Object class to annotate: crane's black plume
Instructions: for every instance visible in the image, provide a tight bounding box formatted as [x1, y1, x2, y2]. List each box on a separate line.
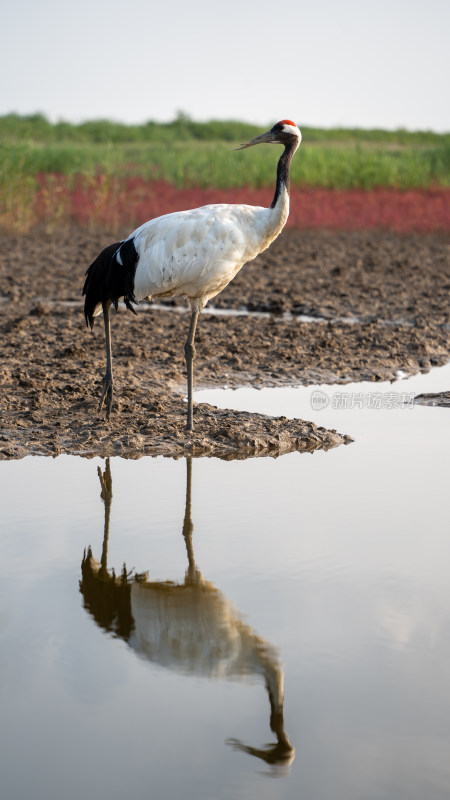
[82, 238, 140, 328]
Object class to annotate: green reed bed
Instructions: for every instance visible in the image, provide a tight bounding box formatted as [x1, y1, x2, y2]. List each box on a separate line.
[2, 138, 449, 188]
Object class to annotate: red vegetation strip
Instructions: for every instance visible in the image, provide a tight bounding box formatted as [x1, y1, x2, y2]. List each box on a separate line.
[36, 175, 450, 233]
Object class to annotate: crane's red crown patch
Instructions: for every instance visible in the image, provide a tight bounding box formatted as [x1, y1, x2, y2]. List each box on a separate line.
[279, 119, 296, 127]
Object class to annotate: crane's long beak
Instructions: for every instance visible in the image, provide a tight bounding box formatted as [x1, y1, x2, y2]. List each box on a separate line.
[233, 129, 276, 150]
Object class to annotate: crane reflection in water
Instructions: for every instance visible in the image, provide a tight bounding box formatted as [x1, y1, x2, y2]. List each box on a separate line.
[79, 457, 294, 774]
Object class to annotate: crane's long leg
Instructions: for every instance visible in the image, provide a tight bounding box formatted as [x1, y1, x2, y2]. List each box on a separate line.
[184, 309, 199, 432]
[98, 300, 114, 420]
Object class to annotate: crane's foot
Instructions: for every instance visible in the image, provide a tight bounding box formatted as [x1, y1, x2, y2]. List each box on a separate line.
[98, 372, 113, 420]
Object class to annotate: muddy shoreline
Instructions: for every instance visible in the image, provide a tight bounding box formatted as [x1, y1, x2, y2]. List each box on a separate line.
[1, 227, 449, 460]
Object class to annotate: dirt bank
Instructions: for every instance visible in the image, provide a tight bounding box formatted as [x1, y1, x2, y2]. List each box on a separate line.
[1, 227, 449, 459]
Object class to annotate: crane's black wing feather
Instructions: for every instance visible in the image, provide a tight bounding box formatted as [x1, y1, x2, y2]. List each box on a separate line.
[82, 238, 140, 328]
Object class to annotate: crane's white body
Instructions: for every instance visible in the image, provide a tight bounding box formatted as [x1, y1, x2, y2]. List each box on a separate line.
[129, 574, 284, 688]
[97, 187, 290, 320]
[130, 196, 289, 311]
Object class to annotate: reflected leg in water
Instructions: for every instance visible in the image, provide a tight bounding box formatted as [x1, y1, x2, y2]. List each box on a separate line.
[97, 458, 112, 580]
[80, 458, 134, 638]
[183, 456, 202, 584]
[80, 456, 294, 773]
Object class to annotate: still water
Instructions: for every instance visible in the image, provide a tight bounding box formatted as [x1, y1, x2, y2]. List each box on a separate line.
[1, 365, 450, 800]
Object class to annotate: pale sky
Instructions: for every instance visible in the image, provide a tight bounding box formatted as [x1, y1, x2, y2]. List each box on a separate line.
[2, 0, 449, 131]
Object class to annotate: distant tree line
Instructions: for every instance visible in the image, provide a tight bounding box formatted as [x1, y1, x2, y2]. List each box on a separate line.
[0, 111, 447, 146]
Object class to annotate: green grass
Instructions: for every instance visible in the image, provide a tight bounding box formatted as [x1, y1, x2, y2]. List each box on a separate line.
[1, 136, 449, 190]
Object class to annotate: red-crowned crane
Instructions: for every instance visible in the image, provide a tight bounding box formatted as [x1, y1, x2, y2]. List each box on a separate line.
[83, 120, 302, 430]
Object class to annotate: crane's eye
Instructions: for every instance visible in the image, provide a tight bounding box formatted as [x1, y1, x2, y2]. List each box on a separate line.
[271, 123, 283, 134]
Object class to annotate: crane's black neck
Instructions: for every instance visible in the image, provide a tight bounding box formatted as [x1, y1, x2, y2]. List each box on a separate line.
[271, 142, 296, 209]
